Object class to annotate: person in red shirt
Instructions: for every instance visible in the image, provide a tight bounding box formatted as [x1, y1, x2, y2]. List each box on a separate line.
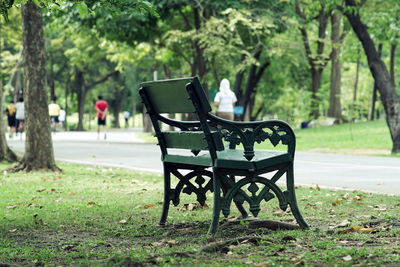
[95, 95, 108, 140]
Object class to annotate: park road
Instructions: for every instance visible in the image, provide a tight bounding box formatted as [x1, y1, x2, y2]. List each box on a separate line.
[7, 129, 400, 196]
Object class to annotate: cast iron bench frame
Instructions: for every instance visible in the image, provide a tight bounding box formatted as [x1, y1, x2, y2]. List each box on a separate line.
[139, 77, 308, 234]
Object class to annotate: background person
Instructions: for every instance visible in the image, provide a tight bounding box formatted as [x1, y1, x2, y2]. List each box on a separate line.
[48, 98, 61, 132]
[124, 110, 130, 128]
[15, 97, 24, 136]
[5, 100, 16, 138]
[58, 107, 66, 130]
[95, 95, 108, 140]
[214, 78, 237, 120]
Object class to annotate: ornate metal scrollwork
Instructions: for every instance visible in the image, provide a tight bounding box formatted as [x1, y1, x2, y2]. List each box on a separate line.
[208, 117, 295, 160]
[220, 174, 288, 218]
[171, 169, 213, 207]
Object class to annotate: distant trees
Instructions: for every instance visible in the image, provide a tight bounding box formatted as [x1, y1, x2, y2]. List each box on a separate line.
[0, 0, 399, 152]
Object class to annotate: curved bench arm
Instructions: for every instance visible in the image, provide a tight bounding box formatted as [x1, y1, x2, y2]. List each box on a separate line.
[207, 113, 296, 161]
[157, 115, 201, 131]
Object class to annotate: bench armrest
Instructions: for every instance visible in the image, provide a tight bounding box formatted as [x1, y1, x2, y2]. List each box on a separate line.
[207, 114, 296, 161]
[157, 115, 201, 131]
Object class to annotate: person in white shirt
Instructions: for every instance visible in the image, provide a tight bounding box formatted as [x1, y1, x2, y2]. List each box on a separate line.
[15, 97, 25, 135]
[58, 108, 66, 130]
[214, 78, 237, 120]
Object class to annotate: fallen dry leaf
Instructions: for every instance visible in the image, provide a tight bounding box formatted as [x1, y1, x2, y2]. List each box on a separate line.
[332, 199, 342, 206]
[87, 202, 96, 205]
[343, 255, 352, 261]
[6, 205, 17, 209]
[36, 188, 46, 193]
[339, 226, 374, 234]
[144, 204, 154, 209]
[337, 219, 351, 228]
[315, 184, 320, 191]
[68, 192, 76, 196]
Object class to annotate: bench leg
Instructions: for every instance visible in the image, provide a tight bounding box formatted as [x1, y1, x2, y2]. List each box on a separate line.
[160, 164, 171, 225]
[227, 175, 249, 219]
[208, 169, 222, 235]
[286, 164, 309, 229]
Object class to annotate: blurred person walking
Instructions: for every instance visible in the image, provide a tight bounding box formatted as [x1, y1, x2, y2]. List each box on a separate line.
[5, 100, 16, 138]
[49, 98, 61, 132]
[95, 95, 108, 140]
[58, 107, 66, 130]
[15, 97, 25, 137]
[214, 78, 237, 120]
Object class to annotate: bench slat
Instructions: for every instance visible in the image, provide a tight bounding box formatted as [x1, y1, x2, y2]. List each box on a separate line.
[163, 150, 292, 170]
[163, 131, 224, 151]
[140, 77, 211, 114]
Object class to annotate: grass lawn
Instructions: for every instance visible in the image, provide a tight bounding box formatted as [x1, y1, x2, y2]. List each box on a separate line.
[295, 120, 393, 155]
[0, 163, 399, 266]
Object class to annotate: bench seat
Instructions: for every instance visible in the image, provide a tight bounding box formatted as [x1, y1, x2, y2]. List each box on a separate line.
[163, 150, 292, 170]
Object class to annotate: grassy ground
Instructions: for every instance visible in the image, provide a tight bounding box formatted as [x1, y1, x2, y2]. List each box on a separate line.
[0, 163, 399, 266]
[295, 120, 393, 155]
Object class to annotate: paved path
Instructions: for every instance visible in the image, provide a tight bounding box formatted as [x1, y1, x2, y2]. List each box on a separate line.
[7, 129, 400, 195]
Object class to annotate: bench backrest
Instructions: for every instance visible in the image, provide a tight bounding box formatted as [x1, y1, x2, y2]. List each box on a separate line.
[140, 77, 211, 114]
[139, 77, 222, 155]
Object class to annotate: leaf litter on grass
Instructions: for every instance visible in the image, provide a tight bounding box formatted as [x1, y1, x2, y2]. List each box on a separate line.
[1, 163, 400, 266]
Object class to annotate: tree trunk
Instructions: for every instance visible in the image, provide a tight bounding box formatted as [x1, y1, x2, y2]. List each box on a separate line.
[0, 19, 18, 162]
[310, 68, 322, 119]
[64, 74, 71, 130]
[12, 1, 59, 171]
[390, 43, 396, 87]
[0, 80, 19, 162]
[328, 12, 343, 120]
[344, 0, 400, 153]
[48, 51, 55, 101]
[353, 48, 360, 103]
[76, 71, 86, 131]
[368, 83, 377, 120]
[112, 89, 123, 129]
[296, 2, 330, 119]
[15, 67, 22, 99]
[233, 54, 247, 106]
[368, 44, 382, 121]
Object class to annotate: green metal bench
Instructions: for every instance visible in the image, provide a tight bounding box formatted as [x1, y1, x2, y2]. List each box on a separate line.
[139, 77, 308, 234]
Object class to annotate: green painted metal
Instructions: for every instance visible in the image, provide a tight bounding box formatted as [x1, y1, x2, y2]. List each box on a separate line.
[139, 76, 308, 235]
[162, 131, 224, 151]
[140, 77, 211, 114]
[163, 131, 209, 150]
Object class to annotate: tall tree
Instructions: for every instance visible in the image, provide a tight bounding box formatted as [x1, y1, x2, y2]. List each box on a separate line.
[12, 0, 59, 171]
[295, 0, 331, 119]
[327, 11, 343, 120]
[344, 0, 400, 153]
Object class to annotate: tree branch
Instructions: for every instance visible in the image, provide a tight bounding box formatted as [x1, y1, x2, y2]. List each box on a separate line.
[84, 70, 118, 91]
